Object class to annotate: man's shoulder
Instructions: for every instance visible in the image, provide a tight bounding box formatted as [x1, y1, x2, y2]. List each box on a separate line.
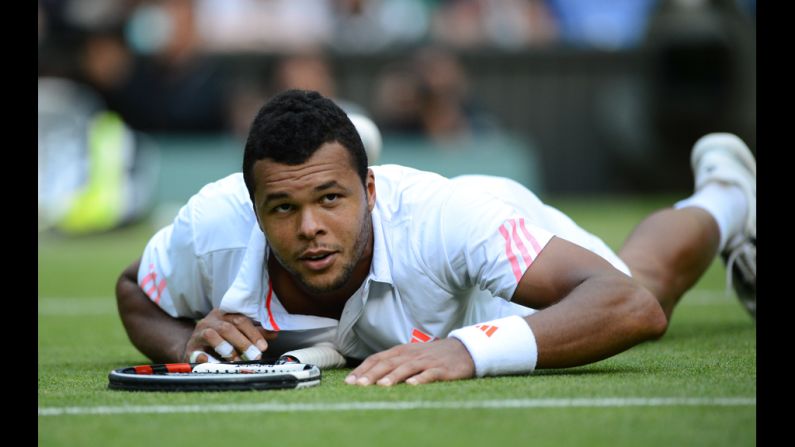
[176, 173, 257, 254]
[191, 173, 249, 201]
[372, 165, 516, 219]
[371, 165, 452, 212]
[371, 164, 446, 184]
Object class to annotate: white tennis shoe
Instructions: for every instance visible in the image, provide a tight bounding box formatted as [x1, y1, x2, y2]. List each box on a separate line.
[691, 133, 756, 319]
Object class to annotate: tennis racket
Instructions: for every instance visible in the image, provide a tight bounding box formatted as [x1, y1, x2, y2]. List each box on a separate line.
[107, 344, 346, 392]
[108, 361, 321, 392]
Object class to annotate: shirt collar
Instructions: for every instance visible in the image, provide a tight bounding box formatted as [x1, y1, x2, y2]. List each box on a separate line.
[367, 207, 393, 286]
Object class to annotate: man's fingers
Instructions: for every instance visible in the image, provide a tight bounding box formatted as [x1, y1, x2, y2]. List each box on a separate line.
[193, 312, 271, 361]
[226, 314, 270, 352]
[214, 341, 235, 359]
[345, 339, 476, 386]
[405, 368, 444, 386]
[258, 327, 280, 342]
[213, 321, 262, 360]
[189, 350, 208, 363]
[201, 328, 239, 360]
[346, 351, 411, 386]
[346, 352, 387, 384]
[375, 361, 425, 387]
[189, 350, 220, 363]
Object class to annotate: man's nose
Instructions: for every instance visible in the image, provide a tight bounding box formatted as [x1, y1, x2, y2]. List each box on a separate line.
[298, 208, 324, 239]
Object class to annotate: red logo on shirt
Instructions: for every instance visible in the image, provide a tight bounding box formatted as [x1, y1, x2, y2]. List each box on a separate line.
[475, 324, 499, 337]
[410, 328, 435, 343]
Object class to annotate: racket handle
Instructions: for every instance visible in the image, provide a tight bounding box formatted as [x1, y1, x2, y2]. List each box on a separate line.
[130, 363, 193, 374]
[278, 343, 346, 369]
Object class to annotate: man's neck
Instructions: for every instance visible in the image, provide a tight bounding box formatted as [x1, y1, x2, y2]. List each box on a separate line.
[267, 250, 371, 320]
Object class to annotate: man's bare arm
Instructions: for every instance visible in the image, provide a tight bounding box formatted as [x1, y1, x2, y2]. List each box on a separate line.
[116, 258, 275, 363]
[516, 237, 668, 368]
[346, 237, 668, 385]
[115, 258, 195, 363]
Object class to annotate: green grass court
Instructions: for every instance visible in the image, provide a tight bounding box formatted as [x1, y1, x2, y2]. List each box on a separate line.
[38, 195, 756, 446]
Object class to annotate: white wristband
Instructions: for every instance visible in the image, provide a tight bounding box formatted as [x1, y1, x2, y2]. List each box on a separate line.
[448, 315, 538, 377]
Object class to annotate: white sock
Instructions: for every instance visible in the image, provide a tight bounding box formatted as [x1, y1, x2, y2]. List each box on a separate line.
[674, 182, 747, 252]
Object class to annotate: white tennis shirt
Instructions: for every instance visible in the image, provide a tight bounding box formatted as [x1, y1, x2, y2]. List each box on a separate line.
[138, 164, 630, 359]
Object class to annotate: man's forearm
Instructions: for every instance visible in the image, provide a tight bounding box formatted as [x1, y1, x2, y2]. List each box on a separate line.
[115, 260, 195, 363]
[527, 274, 667, 369]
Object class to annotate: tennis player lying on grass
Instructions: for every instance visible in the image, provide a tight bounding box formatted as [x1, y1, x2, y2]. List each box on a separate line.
[116, 89, 755, 386]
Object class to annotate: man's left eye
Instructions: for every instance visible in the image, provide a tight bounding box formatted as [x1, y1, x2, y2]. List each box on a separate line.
[323, 194, 339, 203]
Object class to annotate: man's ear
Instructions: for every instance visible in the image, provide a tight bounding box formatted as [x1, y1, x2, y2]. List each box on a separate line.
[366, 169, 376, 212]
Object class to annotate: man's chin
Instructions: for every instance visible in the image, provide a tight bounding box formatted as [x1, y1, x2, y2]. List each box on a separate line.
[297, 274, 347, 295]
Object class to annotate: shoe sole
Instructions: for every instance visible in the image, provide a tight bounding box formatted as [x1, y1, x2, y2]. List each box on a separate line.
[691, 133, 756, 179]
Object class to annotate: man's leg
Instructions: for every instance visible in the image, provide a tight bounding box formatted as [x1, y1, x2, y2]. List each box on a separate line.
[618, 208, 720, 319]
[618, 133, 756, 321]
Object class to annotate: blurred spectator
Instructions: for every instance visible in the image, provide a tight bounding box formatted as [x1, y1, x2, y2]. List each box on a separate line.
[78, 30, 134, 96]
[40, 0, 228, 133]
[373, 46, 499, 142]
[429, 0, 484, 49]
[329, 0, 431, 53]
[192, 0, 557, 54]
[224, 71, 271, 141]
[644, 0, 756, 149]
[271, 52, 337, 99]
[194, 0, 334, 53]
[430, 0, 558, 49]
[545, 0, 659, 49]
[109, 0, 227, 132]
[268, 51, 374, 119]
[226, 51, 372, 139]
[372, 60, 425, 134]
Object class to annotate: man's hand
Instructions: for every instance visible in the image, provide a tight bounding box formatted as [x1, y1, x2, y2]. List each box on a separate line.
[345, 338, 475, 386]
[184, 309, 278, 362]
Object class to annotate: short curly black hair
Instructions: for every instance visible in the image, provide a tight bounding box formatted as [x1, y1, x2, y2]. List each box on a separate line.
[242, 89, 368, 202]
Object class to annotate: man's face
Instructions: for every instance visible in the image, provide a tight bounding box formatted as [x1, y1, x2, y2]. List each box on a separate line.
[252, 142, 376, 294]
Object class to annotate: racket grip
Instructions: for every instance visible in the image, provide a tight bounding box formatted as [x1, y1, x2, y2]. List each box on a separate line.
[278, 342, 346, 369]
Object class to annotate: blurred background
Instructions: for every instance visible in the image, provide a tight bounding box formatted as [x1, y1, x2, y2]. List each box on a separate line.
[37, 0, 756, 235]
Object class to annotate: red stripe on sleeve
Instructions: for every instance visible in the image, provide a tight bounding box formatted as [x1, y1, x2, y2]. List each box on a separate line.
[519, 218, 543, 255]
[152, 278, 167, 304]
[498, 224, 523, 283]
[140, 271, 156, 290]
[510, 219, 533, 267]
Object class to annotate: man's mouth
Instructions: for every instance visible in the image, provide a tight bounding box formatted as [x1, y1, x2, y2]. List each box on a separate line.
[298, 250, 337, 271]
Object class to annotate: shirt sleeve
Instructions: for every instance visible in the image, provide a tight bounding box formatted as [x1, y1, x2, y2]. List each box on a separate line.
[427, 183, 555, 300]
[137, 205, 213, 319]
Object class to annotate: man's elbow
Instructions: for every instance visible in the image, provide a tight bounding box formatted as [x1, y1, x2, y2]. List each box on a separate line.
[115, 260, 143, 317]
[625, 284, 668, 340]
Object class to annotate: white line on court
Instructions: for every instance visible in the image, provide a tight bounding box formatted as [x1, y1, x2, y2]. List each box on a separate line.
[38, 397, 755, 417]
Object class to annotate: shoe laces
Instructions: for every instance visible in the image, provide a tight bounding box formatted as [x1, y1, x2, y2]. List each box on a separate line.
[724, 239, 756, 295]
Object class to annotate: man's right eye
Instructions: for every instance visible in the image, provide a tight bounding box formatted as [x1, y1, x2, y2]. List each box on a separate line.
[272, 204, 293, 213]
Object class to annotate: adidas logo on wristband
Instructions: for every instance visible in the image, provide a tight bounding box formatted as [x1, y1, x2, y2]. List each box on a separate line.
[448, 315, 538, 377]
